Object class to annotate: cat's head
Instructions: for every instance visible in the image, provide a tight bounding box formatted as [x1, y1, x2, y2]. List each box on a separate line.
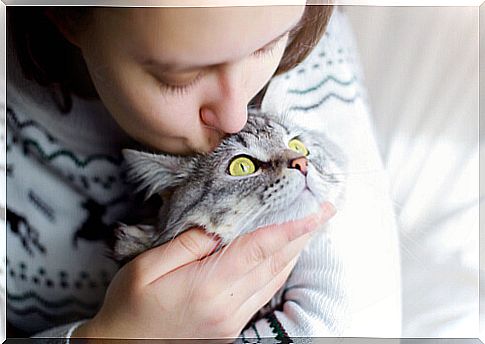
[122, 111, 346, 245]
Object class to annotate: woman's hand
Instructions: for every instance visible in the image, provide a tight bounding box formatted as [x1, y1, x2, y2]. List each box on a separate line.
[73, 202, 336, 341]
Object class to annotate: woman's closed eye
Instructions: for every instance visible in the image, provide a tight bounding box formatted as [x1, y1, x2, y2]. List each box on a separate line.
[251, 40, 279, 58]
[154, 32, 288, 96]
[155, 71, 204, 96]
[251, 32, 288, 58]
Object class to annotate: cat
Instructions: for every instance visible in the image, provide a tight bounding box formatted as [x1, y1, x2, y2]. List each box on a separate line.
[113, 110, 346, 262]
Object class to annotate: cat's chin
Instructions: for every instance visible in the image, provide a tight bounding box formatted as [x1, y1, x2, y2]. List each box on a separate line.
[251, 189, 324, 231]
[283, 189, 323, 221]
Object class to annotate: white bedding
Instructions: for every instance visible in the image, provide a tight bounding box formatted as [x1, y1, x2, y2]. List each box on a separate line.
[345, 6, 480, 338]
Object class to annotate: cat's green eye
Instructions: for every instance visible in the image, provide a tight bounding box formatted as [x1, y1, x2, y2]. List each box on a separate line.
[229, 156, 257, 176]
[288, 139, 309, 156]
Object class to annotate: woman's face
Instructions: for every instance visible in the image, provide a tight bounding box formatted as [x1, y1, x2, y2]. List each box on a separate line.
[72, 6, 305, 154]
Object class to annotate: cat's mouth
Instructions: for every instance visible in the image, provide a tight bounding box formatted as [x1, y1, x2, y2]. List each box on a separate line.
[301, 185, 317, 199]
[288, 180, 318, 206]
[272, 184, 321, 227]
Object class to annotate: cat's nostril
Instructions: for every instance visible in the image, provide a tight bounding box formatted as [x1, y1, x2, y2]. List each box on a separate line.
[289, 157, 308, 176]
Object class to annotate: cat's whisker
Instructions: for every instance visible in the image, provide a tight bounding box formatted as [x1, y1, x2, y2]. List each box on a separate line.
[152, 233, 191, 322]
[321, 175, 343, 184]
[397, 231, 435, 274]
[326, 168, 384, 176]
[181, 252, 210, 323]
[181, 236, 240, 313]
[155, 233, 180, 263]
[279, 107, 292, 125]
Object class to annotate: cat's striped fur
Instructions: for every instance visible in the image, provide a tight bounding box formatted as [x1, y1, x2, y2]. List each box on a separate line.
[114, 111, 346, 261]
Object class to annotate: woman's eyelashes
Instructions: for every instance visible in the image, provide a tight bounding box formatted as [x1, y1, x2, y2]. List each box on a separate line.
[251, 40, 279, 58]
[156, 72, 203, 96]
[251, 33, 287, 58]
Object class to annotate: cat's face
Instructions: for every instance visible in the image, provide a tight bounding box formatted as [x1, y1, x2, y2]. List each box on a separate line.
[123, 111, 345, 245]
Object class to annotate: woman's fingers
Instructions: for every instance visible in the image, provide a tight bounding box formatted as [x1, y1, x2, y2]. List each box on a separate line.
[129, 227, 220, 286]
[219, 232, 311, 311]
[202, 202, 335, 284]
[156, 202, 335, 307]
[232, 254, 300, 332]
[133, 202, 334, 297]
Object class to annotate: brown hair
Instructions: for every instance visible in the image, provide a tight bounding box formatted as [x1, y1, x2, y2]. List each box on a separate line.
[8, 5, 333, 113]
[277, 5, 333, 75]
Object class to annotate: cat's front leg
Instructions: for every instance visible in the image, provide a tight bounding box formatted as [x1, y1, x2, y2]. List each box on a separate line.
[113, 223, 160, 262]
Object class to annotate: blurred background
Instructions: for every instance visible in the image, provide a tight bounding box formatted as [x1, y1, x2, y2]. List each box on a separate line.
[344, 6, 480, 338]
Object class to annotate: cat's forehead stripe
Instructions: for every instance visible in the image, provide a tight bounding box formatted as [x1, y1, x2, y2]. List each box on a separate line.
[233, 134, 248, 148]
[245, 116, 289, 137]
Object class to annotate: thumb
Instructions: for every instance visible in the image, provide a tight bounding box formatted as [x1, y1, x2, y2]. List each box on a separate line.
[132, 227, 220, 286]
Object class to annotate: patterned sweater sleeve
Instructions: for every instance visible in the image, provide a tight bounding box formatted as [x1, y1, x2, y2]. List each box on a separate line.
[239, 232, 348, 342]
[6, 19, 130, 337]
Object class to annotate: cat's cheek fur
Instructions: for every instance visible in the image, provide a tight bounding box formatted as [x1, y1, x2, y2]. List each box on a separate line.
[207, 195, 267, 242]
[159, 193, 264, 244]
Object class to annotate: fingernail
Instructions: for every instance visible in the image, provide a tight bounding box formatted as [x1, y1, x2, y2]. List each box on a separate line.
[287, 203, 337, 241]
[303, 217, 320, 234]
[304, 203, 336, 233]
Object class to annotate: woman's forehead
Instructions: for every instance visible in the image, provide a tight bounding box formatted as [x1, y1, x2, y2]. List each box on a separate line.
[98, 6, 305, 70]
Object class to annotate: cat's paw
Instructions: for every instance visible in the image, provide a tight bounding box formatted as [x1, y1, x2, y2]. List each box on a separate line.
[112, 223, 159, 262]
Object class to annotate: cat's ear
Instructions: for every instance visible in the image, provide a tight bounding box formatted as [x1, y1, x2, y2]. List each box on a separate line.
[122, 149, 194, 199]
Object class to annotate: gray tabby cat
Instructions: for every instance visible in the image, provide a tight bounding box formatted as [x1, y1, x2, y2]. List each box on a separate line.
[114, 110, 346, 261]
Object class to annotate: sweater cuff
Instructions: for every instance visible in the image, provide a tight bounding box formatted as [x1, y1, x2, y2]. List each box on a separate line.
[66, 320, 88, 343]
[32, 319, 88, 344]
[239, 312, 291, 343]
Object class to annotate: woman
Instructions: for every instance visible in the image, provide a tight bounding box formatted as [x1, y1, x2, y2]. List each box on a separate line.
[6, 3, 401, 341]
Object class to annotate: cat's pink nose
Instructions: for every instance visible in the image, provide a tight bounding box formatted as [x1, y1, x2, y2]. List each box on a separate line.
[289, 157, 308, 176]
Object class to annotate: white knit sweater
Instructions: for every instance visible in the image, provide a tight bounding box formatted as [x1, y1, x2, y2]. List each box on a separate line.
[5, 10, 401, 342]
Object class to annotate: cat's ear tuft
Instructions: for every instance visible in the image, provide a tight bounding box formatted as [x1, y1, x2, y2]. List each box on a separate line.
[122, 149, 193, 199]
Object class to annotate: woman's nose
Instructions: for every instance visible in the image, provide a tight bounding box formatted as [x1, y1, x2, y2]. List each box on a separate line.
[199, 63, 249, 134]
[200, 106, 247, 134]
